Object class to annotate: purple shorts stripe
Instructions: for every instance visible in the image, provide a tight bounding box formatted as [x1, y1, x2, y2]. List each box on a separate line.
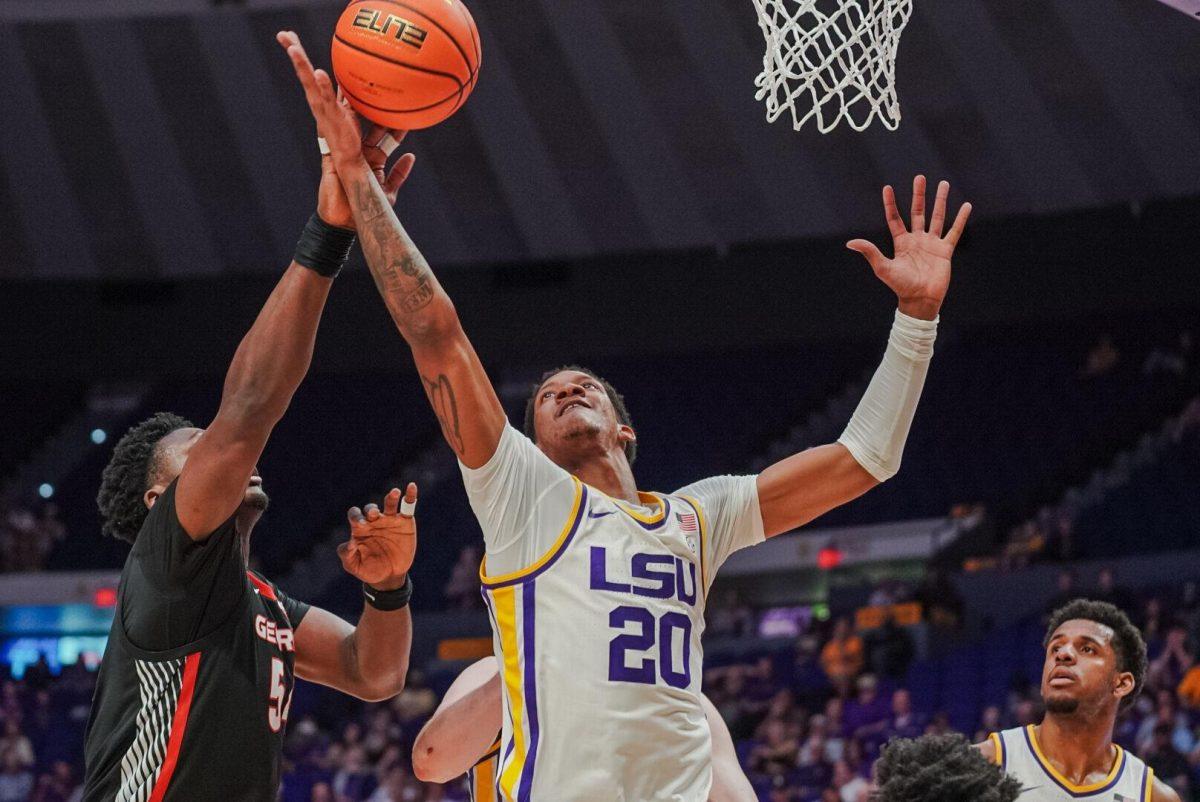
[516, 582, 539, 801]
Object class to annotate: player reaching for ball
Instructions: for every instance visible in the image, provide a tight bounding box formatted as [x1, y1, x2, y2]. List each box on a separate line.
[82, 116, 421, 802]
[280, 30, 971, 802]
[410, 657, 757, 802]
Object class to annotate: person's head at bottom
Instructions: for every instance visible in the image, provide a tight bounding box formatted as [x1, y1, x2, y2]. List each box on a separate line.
[873, 734, 1022, 802]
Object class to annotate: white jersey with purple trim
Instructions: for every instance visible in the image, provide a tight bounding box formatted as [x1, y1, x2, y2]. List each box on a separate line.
[461, 424, 764, 802]
[988, 726, 1155, 801]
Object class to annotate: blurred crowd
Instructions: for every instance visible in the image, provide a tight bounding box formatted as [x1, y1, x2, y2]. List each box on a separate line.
[0, 503, 66, 574]
[1, 574, 1199, 801]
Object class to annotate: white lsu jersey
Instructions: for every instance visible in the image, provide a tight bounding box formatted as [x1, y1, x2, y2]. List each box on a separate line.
[989, 726, 1156, 801]
[462, 425, 764, 802]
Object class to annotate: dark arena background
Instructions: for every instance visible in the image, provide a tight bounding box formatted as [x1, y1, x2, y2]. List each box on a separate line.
[1, 0, 1198, 800]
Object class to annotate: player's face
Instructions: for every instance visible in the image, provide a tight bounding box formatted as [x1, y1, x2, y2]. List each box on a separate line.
[147, 427, 269, 512]
[1041, 619, 1133, 716]
[531, 370, 634, 464]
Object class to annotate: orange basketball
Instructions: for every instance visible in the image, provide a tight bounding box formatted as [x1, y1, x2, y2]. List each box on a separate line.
[331, 0, 481, 130]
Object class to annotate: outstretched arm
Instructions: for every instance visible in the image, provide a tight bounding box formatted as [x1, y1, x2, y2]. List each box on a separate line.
[294, 486, 418, 702]
[277, 32, 506, 469]
[413, 657, 503, 783]
[756, 177, 971, 536]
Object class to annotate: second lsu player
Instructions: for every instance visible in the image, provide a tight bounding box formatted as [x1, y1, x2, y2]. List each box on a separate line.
[410, 657, 757, 802]
[279, 30, 972, 802]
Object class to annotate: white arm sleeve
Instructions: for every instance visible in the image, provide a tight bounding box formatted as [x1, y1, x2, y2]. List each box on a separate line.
[674, 475, 765, 578]
[458, 423, 579, 576]
[837, 309, 937, 482]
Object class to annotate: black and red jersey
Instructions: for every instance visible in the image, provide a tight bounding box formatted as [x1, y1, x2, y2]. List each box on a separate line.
[83, 480, 308, 801]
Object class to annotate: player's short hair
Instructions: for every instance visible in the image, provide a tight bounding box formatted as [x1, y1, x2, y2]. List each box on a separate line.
[874, 734, 1022, 802]
[524, 365, 637, 464]
[97, 412, 194, 543]
[1043, 598, 1147, 711]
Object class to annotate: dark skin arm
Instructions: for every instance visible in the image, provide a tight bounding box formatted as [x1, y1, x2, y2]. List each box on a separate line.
[277, 31, 506, 470]
[294, 485, 418, 702]
[175, 252, 332, 537]
[174, 106, 416, 540]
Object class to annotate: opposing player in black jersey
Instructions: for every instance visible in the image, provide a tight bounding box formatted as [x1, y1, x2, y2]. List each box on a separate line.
[83, 113, 420, 802]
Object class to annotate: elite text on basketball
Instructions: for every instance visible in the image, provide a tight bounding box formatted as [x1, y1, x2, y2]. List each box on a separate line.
[352, 9, 428, 50]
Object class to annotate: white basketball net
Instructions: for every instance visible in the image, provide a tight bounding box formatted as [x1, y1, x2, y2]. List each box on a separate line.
[752, 0, 913, 133]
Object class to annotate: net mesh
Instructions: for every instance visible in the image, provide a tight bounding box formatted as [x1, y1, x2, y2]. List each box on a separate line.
[752, 0, 913, 133]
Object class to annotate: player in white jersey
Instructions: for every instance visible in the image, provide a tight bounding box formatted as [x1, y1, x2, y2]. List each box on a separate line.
[977, 599, 1180, 802]
[281, 34, 971, 800]
[411, 657, 757, 802]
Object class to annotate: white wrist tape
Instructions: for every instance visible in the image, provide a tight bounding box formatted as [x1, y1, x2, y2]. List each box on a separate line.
[837, 310, 938, 482]
[317, 137, 331, 156]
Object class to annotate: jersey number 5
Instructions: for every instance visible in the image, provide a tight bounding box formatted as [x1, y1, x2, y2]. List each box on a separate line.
[268, 657, 293, 732]
[607, 605, 692, 688]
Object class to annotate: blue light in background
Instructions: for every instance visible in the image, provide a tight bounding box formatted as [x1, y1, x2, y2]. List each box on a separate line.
[91, 428, 107, 444]
[37, 483, 54, 499]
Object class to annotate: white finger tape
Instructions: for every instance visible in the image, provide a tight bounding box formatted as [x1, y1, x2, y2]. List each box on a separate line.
[399, 497, 417, 517]
[378, 133, 399, 157]
[317, 137, 331, 156]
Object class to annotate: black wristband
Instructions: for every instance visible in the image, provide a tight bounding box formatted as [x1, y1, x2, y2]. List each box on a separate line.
[294, 213, 356, 278]
[363, 574, 412, 611]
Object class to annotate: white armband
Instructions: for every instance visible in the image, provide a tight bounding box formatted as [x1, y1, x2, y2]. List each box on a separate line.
[837, 309, 937, 481]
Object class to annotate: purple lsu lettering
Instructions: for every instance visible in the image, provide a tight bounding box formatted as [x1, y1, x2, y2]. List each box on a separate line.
[588, 546, 698, 606]
[255, 614, 295, 653]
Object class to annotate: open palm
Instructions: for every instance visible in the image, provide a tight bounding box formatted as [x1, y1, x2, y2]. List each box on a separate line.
[847, 176, 972, 321]
[278, 30, 416, 230]
[338, 483, 418, 589]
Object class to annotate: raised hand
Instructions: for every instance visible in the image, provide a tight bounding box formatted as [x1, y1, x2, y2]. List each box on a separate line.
[277, 31, 415, 228]
[339, 484, 418, 590]
[847, 176, 972, 321]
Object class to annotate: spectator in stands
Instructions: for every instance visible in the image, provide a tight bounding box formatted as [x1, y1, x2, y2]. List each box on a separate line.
[0, 720, 33, 771]
[32, 760, 80, 802]
[786, 634, 826, 694]
[821, 618, 865, 693]
[868, 612, 914, 680]
[310, 781, 334, 802]
[888, 689, 926, 741]
[1143, 723, 1191, 799]
[1043, 569, 1076, 621]
[1136, 689, 1195, 757]
[832, 758, 870, 802]
[333, 744, 375, 800]
[748, 718, 799, 778]
[1148, 624, 1194, 691]
[1011, 698, 1039, 728]
[443, 545, 483, 610]
[0, 752, 33, 802]
[799, 715, 836, 767]
[1092, 566, 1134, 612]
[708, 590, 755, 638]
[845, 674, 890, 734]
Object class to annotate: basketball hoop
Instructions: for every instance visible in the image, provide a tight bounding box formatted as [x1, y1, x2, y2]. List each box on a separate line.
[752, 0, 912, 133]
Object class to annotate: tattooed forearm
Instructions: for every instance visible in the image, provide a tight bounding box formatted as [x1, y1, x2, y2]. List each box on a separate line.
[346, 172, 443, 331]
[422, 372, 464, 455]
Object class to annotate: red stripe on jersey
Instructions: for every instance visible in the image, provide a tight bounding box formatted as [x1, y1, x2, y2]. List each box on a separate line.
[247, 572, 278, 601]
[147, 652, 201, 802]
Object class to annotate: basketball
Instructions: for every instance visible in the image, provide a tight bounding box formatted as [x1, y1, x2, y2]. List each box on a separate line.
[331, 0, 481, 130]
